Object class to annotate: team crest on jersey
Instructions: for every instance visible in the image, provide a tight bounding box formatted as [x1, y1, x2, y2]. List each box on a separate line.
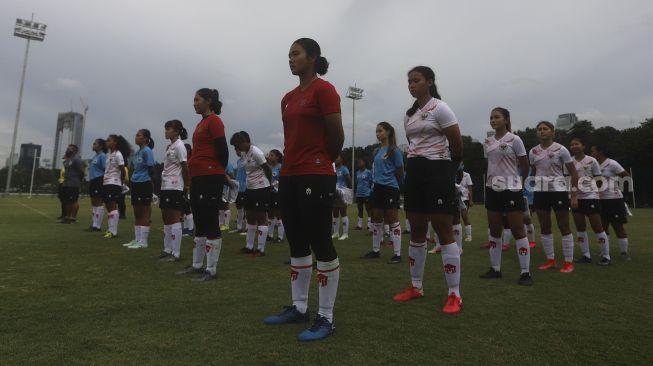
[518, 247, 528, 256]
[317, 273, 328, 287]
[299, 98, 307, 106]
[444, 264, 457, 274]
[500, 143, 507, 151]
[548, 153, 555, 159]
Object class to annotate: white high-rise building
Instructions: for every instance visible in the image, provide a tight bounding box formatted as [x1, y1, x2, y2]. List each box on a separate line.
[556, 113, 578, 130]
[52, 112, 85, 169]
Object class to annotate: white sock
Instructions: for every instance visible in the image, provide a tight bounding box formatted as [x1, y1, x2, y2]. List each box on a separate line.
[465, 224, 472, 237]
[268, 218, 277, 238]
[502, 228, 512, 246]
[192, 237, 207, 269]
[515, 237, 530, 274]
[372, 223, 383, 252]
[526, 224, 535, 242]
[453, 224, 463, 250]
[291, 255, 312, 314]
[409, 241, 427, 289]
[489, 236, 503, 271]
[618, 238, 629, 254]
[223, 210, 231, 227]
[171, 222, 182, 258]
[163, 225, 172, 254]
[341, 217, 349, 236]
[140, 226, 150, 246]
[332, 216, 340, 236]
[598, 231, 610, 259]
[367, 218, 373, 232]
[246, 224, 256, 250]
[357, 217, 363, 228]
[577, 231, 589, 258]
[91, 206, 98, 228]
[205, 238, 222, 275]
[317, 258, 340, 323]
[134, 226, 140, 242]
[384, 224, 390, 236]
[277, 220, 285, 240]
[184, 214, 194, 231]
[441, 243, 461, 297]
[257, 225, 269, 252]
[562, 233, 574, 262]
[487, 227, 491, 241]
[236, 209, 244, 230]
[108, 210, 119, 235]
[390, 222, 401, 256]
[405, 218, 411, 232]
[95, 206, 105, 229]
[218, 210, 224, 226]
[542, 233, 554, 260]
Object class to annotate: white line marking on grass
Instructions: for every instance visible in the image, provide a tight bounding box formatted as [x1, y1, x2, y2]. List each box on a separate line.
[11, 200, 51, 219]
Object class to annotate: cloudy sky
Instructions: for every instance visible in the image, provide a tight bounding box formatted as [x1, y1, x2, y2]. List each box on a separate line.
[1, 0, 652, 167]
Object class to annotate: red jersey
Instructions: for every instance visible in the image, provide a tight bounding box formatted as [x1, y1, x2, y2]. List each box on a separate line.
[188, 113, 226, 177]
[280, 78, 341, 176]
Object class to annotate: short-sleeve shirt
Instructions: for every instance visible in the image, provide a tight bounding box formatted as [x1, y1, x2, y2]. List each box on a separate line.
[484, 132, 527, 191]
[529, 142, 573, 192]
[459, 171, 473, 201]
[280, 78, 341, 176]
[356, 168, 373, 197]
[104, 151, 124, 186]
[131, 146, 155, 183]
[236, 157, 247, 193]
[161, 139, 187, 191]
[63, 156, 83, 188]
[188, 113, 226, 177]
[88, 153, 106, 181]
[373, 146, 404, 189]
[244, 145, 270, 190]
[566, 155, 601, 200]
[270, 163, 282, 191]
[336, 165, 350, 188]
[404, 98, 458, 160]
[599, 158, 625, 199]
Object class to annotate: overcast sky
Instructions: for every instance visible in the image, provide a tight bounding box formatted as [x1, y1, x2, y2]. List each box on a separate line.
[1, 0, 652, 167]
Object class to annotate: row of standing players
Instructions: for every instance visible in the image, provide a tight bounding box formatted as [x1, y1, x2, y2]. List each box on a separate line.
[60, 37, 632, 343]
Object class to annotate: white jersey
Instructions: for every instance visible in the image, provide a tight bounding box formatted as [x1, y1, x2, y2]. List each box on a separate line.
[459, 171, 473, 201]
[484, 132, 527, 191]
[161, 139, 187, 191]
[567, 155, 601, 200]
[103, 150, 124, 186]
[529, 142, 573, 192]
[599, 158, 625, 199]
[244, 145, 270, 190]
[404, 98, 458, 160]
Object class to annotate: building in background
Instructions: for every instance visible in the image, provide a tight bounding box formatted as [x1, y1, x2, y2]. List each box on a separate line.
[5, 153, 18, 168]
[556, 113, 578, 130]
[18, 143, 42, 168]
[52, 112, 85, 170]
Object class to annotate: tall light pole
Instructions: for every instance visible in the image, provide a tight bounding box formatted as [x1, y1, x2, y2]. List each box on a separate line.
[29, 148, 41, 199]
[5, 16, 47, 195]
[345, 85, 363, 189]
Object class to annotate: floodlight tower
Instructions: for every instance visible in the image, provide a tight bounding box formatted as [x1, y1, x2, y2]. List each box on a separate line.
[346, 85, 363, 189]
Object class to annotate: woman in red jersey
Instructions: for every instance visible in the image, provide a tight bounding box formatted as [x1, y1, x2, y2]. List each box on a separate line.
[176, 88, 229, 282]
[263, 38, 344, 342]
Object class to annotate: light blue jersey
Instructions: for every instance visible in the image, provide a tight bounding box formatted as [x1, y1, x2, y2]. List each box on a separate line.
[373, 146, 403, 189]
[88, 152, 106, 180]
[236, 158, 247, 193]
[131, 146, 155, 183]
[355, 168, 373, 197]
[336, 165, 350, 188]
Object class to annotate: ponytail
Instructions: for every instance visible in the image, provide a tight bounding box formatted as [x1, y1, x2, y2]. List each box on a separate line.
[165, 119, 188, 140]
[377, 121, 397, 156]
[109, 134, 132, 159]
[293, 38, 330, 75]
[196, 88, 223, 115]
[406, 66, 441, 117]
[139, 129, 154, 149]
[492, 107, 512, 132]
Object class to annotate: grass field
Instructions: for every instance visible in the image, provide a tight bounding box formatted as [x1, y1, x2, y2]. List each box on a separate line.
[1, 196, 652, 365]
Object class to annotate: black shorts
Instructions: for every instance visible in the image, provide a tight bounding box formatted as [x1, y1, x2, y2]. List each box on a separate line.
[600, 198, 628, 224]
[371, 184, 400, 210]
[190, 174, 225, 238]
[356, 196, 370, 205]
[57, 185, 64, 200]
[572, 199, 601, 215]
[103, 184, 122, 204]
[60, 186, 80, 203]
[89, 177, 104, 198]
[235, 191, 247, 208]
[130, 181, 153, 206]
[270, 190, 280, 209]
[464, 200, 470, 208]
[485, 187, 526, 213]
[404, 157, 456, 214]
[245, 187, 271, 212]
[533, 191, 570, 211]
[159, 190, 185, 210]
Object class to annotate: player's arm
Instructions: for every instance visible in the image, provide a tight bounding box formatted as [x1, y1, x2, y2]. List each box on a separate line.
[181, 161, 190, 193]
[324, 113, 344, 162]
[443, 124, 463, 165]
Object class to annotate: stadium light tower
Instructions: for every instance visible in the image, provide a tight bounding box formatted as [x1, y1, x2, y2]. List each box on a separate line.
[5, 16, 47, 195]
[346, 85, 363, 189]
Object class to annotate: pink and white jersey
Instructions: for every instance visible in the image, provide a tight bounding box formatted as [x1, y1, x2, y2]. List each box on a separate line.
[599, 158, 625, 199]
[459, 171, 473, 201]
[161, 139, 187, 191]
[404, 98, 458, 160]
[529, 142, 573, 192]
[566, 155, 601, 200]
[103, 150, 124, 186]
[244, 145, 270, 190]
[484, 132, 526, 191]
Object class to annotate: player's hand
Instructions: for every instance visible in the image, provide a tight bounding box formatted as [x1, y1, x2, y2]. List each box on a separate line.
[570, 196, 578, 209]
